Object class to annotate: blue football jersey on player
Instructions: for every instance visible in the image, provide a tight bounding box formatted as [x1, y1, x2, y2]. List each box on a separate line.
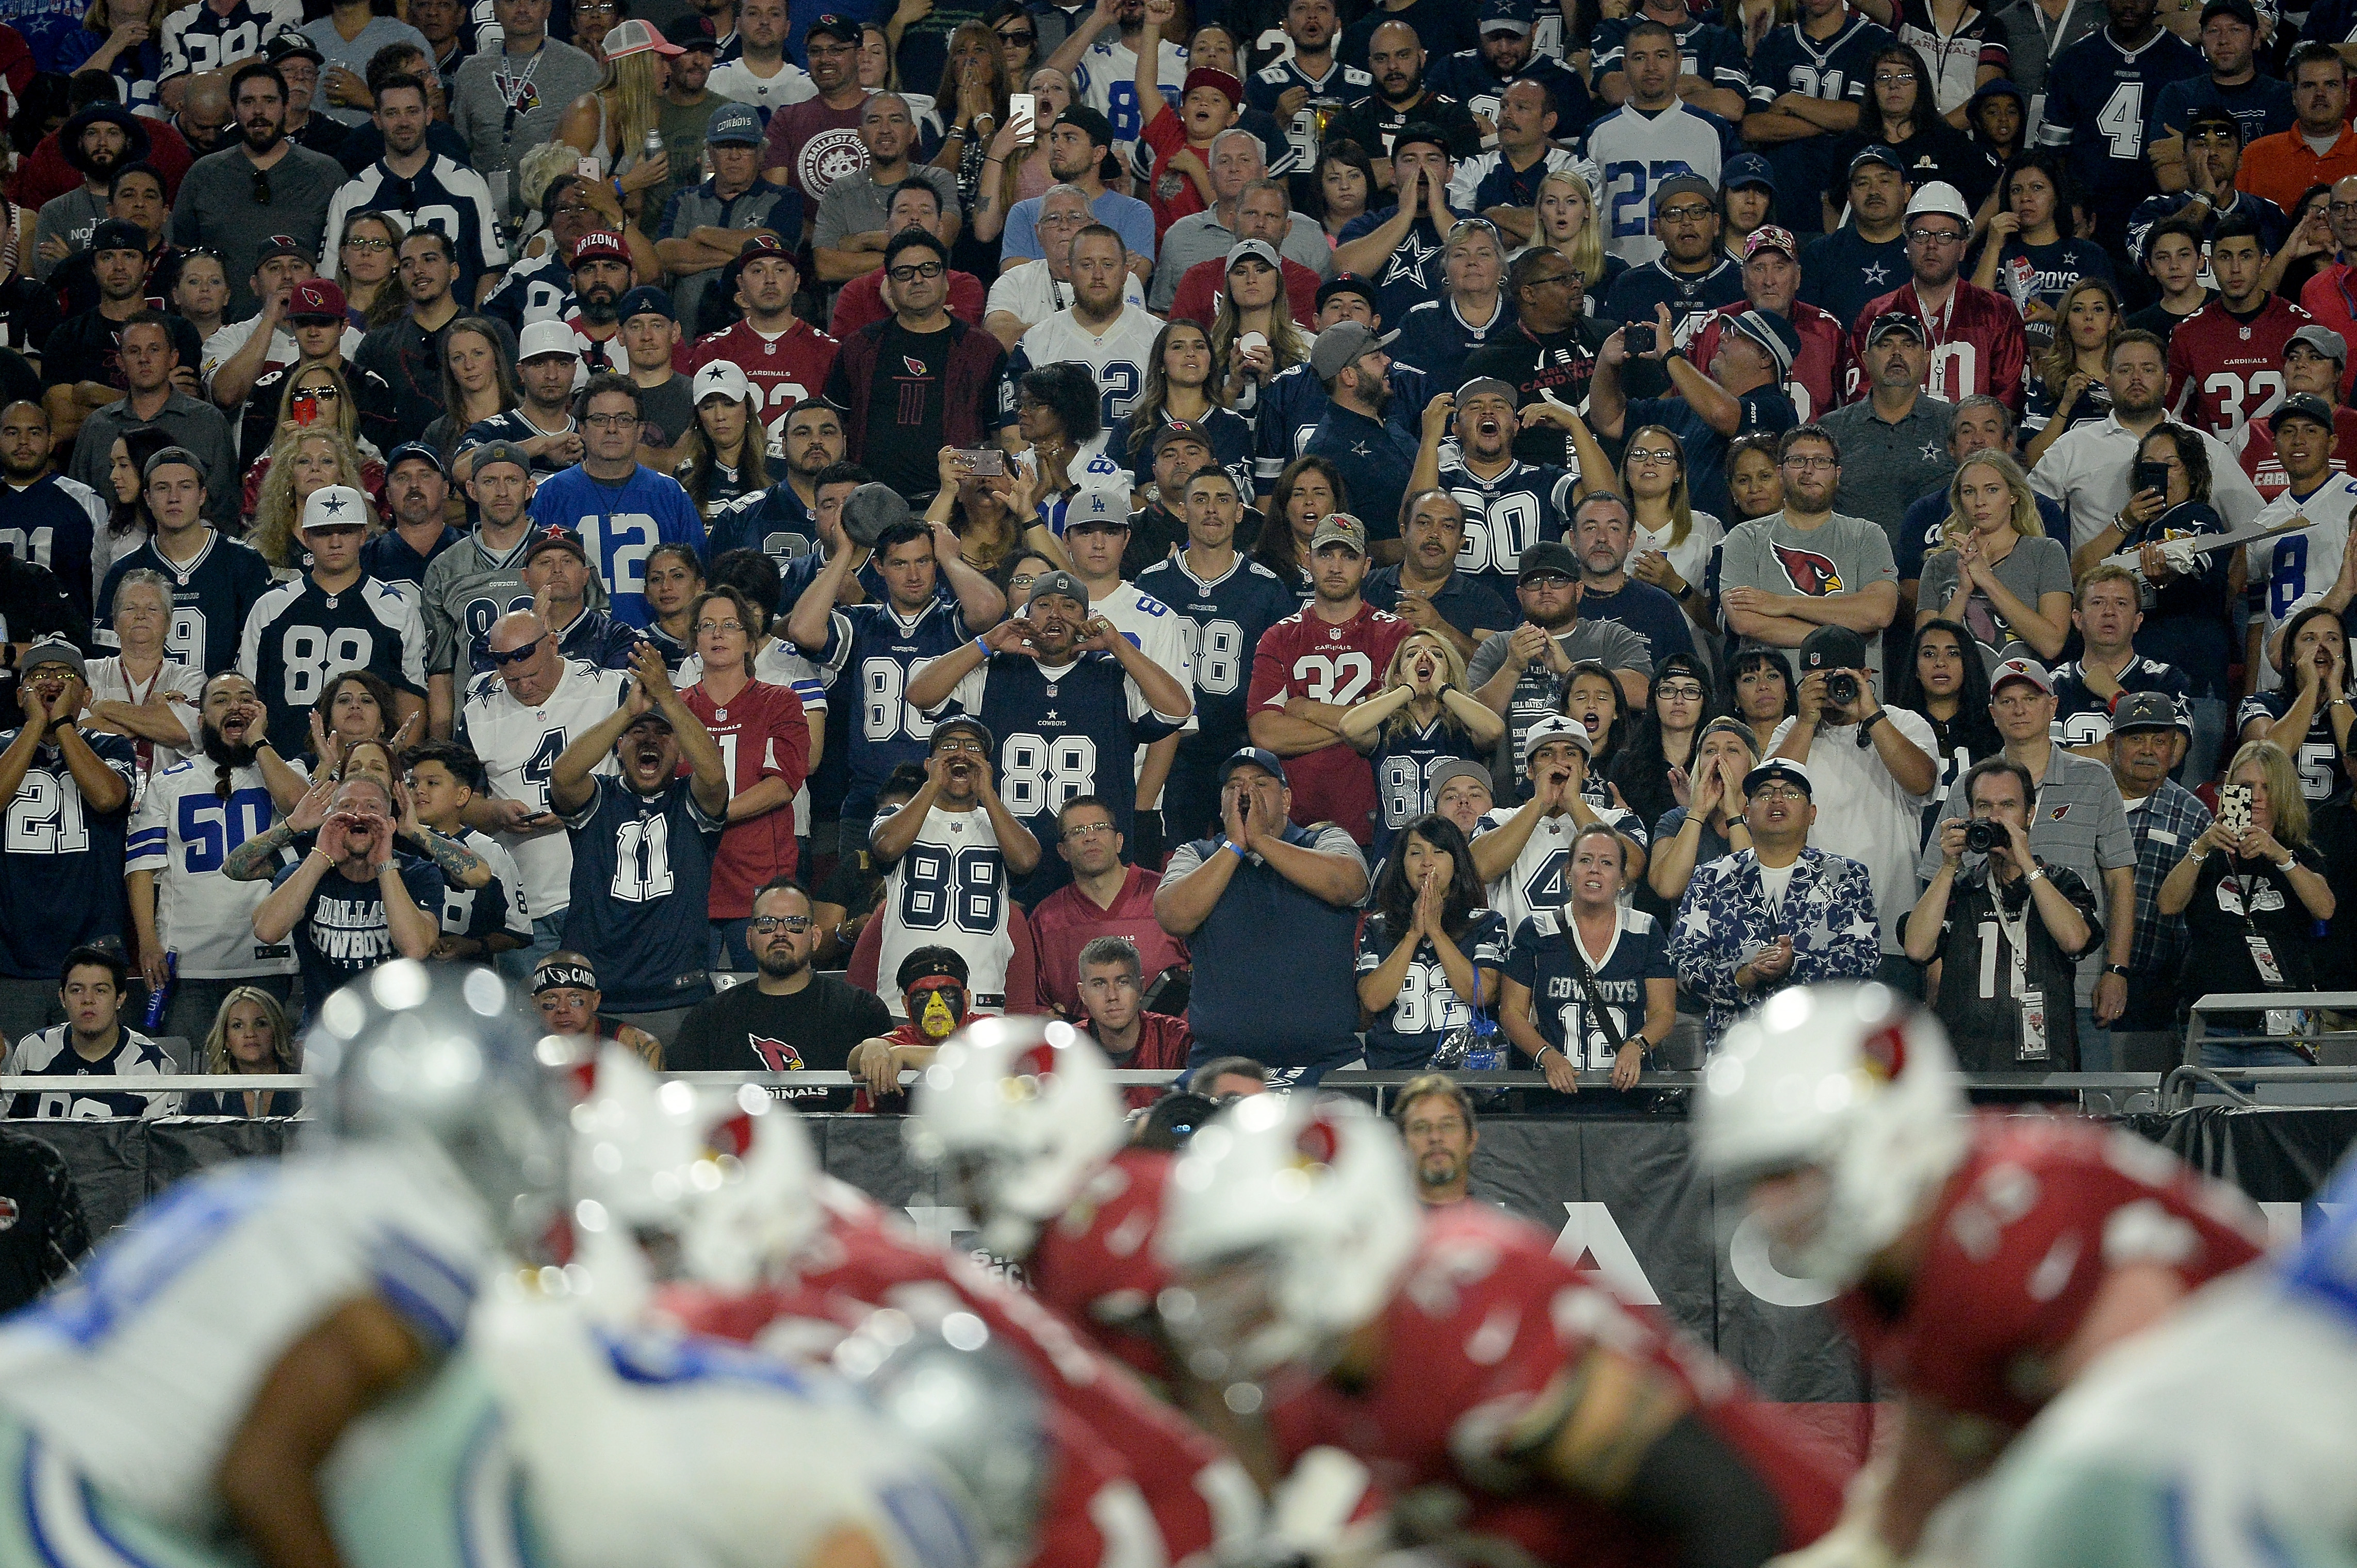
[96, 531, 276, 674]
[527, 465, 708, 629]
[237, 574, 429, 756]
[1368, 715, 1490, 863]
[811, 598, 977, 818]
[559, 775, 726, 1011]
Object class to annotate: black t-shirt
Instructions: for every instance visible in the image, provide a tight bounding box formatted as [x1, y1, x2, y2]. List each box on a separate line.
[2126, 296, 2209, 343]
[666, 972, 894, 1108]
[867, 320, 953, 498]
[1904, 861, 2103, 1070]
[0, 275, 63, 363]
[0, 349, 37, 413]
[37, 308, 204, 393]
[2180, 847, 2327, 1030]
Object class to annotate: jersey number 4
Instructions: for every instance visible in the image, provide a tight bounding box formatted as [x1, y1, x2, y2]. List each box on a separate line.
[2096, 81, 2146, 158]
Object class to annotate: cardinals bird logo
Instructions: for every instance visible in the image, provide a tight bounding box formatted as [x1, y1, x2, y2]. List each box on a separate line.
[1773, 543, 1845, 596]
[902, 356, 928, 375]
[748, 1037, 806, 1071]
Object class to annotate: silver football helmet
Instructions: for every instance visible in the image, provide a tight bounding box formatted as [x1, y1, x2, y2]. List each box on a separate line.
[307, 962, 569, 1251]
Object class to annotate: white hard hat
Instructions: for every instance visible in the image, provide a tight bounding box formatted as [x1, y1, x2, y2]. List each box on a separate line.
[1904, 180, 1971, 228]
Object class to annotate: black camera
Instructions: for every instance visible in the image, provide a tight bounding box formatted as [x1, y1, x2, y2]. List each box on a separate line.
[1824, 672, 1859, 708]
[1625, 322, 1656, 356]
[1964, 819, 2004, 854]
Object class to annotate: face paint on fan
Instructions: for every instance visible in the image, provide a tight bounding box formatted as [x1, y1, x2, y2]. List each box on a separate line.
[908, 978, 968, 1041]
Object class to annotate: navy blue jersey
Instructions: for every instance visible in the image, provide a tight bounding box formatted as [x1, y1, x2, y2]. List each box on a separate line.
[1426, 51, 1591, 133]
[552, 605, 646, 670]
[1368, 714, 1488, 863]
[0, 476, 108, 624]
[1745, 14, 1890, 234]
[526, 465, 708, 629]
[2145, 70, 2295, 154]
[478, 255, 573, 336]
[1332, 210, 1453, 335]
[706, 482, 820, 567]
[0, 729, 137, 981]
[1601, 256, 1745, 347]
[270, 852, 446, 1013]
[2035, 26, 2204, 241]
[323, 155, 508, 305]
[359, 524, 462, 593]
[460, 410, 578, 477]
[812, 597, 978, 817]
[1592, 15, 1750, 93]
[1103, 405, 1255, 498]
[1354, 906, 1508, 1069]
[1304, 404, 1421, 547]
[4, 1026, 177, 1119]
[236, 573, 429, 756]
[2053, 655, 2191, 750]
[2236, 688, 2352, 803]
[96, 532, 276, 675]
[643, 622, 693, 670]
[1135, 552, 1300, 758]
[559, 774, 727, 1010]
[1504, 905, 1674, 1069]
[1249, 360, 1429, 493]
[1577, 580, 1697, 668]
[1388, 297, 1523, 400]
[1796, 225, 1912, 327]
[941, 650, 1188, 903]
[1437, 458, 1579, 605]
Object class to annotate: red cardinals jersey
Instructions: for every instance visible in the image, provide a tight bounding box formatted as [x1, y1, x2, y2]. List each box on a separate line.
[1264, 1205, 1848, 1568]
[664, 1179, 1258, 1564]
[685, 318, 842, 444]
[2234, 402, 2357, 499]
[2166, 295, 2312, 435]
[1027, 1148, 1186, 1386]
[1843, 280, 2028, 413]
[1835, 1115, 2265, 1432]
[680, 679, 811, 912]
[1246, 602, 1410, 845]
[1693, 299, 1847, 424]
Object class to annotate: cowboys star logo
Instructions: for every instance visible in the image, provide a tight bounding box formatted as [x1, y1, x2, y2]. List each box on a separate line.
[1861, 261, 1890, 287]
[1772, 542, 1844, 595]
[748, 1037, 806, 1071]
[1380, 230, 1439, 288]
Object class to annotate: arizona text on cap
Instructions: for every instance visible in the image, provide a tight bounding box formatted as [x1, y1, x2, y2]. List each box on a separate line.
[300, 485, 369, 531]
[1989, 655, 2054, 695]
[517, 320, 581, 361]
[1218, 745, 1288, 785]
[570, 229, 631, 266]
[1743, 757, 1813, 797]
[693, 360, 752, 404]
[1308, 513, 1368, 554]
[1024, 570, 1090, 615]
[1519, 713, 1594, 770]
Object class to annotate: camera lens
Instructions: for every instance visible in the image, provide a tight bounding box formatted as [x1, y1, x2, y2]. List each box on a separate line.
[1826, 673, 1859, 706]
[1964, 820, 2001, 853]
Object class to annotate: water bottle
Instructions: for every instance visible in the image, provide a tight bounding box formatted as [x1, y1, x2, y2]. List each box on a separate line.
[643, 127, 666, 165]
[142, 949, 177, 1032]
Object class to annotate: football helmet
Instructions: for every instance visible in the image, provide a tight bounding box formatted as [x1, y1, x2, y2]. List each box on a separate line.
[904, 1016, 1127, 1258]
[1692, 982, 1970, 1285]
[1156, 1094, 1420, 1384]
[308, 961, 567, 1251]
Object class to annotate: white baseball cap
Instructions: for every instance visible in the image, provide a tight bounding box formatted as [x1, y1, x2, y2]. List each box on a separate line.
[1903, 181, 1970, 228]
[517, 319, 582, 362]
[300, 484, 370, 532]
[694, 359, 752, 404]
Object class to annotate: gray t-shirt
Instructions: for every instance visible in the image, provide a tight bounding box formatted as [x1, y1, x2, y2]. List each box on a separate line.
[1714, 510, 1901, 684]
[31, 188, 104, 284]
[1466, 617, 1655, 798]
[813, 167, 963, 250]
[1917, 533, 2074, 674]
[1820, 394, 1957, 543]
[1150, 209, 1335, 312]
[168, 144, 352, 320]
[1916, 745, 2134, 1006]
[451, 41, 604, 223]
[636, 372, 694, 450]
[301, 15, 431, 125]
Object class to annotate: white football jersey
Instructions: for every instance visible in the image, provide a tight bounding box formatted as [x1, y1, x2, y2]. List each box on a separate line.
[0, 1145, 494, 1531]
[871, 802, 1017, 1018]
[984, 261, 1147, 333]
[2247, 475, 2357, 693]
[1474, 802, 1650, 934]
[1582, 104, 1732, 266]
[456, 660, 631, 919]
[437, 828, 533, 945]
[125, 758, 298, 981]
[1008, 304, 1166, 430]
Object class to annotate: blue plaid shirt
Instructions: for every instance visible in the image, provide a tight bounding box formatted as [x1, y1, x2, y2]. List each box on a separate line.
[2122, 780, 2213, 977]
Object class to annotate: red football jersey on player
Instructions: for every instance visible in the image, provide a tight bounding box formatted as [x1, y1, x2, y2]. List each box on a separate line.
[684, 317, 842, 442]
[1263, 1204, 1849, 1568]
[680, 679, 811, 910]
[2166, 295, 2312, 435]
[665, 1263, 1147, 1568]
[1843, 280, 2028, 413]
[663, 1179, 1255, 1564]
[2234, 403, 2357, 499]
[1246, 601, 1410, 845]
[1027, 1148, 1187, 1385]
[1692, 298, 1847, 424]
[1834, 1115, 2265, 1431]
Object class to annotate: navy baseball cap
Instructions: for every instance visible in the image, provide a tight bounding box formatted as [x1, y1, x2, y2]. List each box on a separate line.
[386, 441, 446, 475]
[1218, 746, 1287, 785]
[618, 285, 675, 322]
[1722, 152, 1775, 193]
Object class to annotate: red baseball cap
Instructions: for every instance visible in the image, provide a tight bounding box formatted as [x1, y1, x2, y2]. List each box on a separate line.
[288, 277, 347, 321]
[571, 229, 630, 266]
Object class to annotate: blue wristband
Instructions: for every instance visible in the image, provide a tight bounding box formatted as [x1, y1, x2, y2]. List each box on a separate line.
[1225, 839, 1246, 860]
[973, 636, 989, 659]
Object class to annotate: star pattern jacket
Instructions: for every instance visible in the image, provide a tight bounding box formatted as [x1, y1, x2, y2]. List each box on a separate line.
[1666, 846, 1884, 1049]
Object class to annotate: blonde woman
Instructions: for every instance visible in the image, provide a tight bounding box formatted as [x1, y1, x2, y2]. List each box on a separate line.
[420, 317, 520, 461]
[1214, 242, 1313, 416]
[974, 65, 1075, 242]
[249, 426, 373, 569]
[1917, 449, 2074, 669]
[2022, 276, 2119, 463]
[1531, 164, 1625, 304]
[555, 21, 677, 220]
[335, 210, 409, 330]
[185, 987, 302, 1117]
[1340, 627, 1508, 860]
[1618, 424, 1725, 639]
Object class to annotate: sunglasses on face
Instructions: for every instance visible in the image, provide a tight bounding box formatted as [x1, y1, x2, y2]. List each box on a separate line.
[748, 914, 813, 934]
[487, 639, 546, 666]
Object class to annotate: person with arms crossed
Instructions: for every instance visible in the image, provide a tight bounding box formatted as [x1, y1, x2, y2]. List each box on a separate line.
[4, 946, 179, 1119]
[1740, 0, 1886, 236]
[2035, 0, 2203, 249]
[2100, 690, 2211, 1068]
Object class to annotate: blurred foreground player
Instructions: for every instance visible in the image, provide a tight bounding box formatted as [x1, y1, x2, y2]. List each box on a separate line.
[1692, 983, 2265, 1563]
[1157, 1094, 1851, 1568]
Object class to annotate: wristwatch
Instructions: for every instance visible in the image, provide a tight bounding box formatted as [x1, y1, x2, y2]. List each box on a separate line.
[2105, 964, 2131, 977]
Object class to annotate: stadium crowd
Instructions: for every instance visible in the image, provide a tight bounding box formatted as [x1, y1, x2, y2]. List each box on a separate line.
[3, 0, 2357, 1110]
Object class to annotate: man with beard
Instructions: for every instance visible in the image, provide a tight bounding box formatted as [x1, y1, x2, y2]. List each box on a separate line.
[549, 638, 731, 1038]
[1844, 182, 2027, 413]
[1460, 250, 1623, 471]
[252, 771, 442, 1011]
[1796, 148, 1911, 328]
[703, 0, 815, 119]
[1428, 0, 1588, 136]
[1467, 550, 1652, 800]
[353, 229, 465, 449]
[1245, 0, 1371, 179]
[666, 878, 891, 1102]
[829, 183, 988, 339]
[557, 228, 634, 367]
[450, 0, 601, 233]
[820, 233, 1010, 500]
[47, 163, 173, 325]
[0, 403, 108, 627]
[38, 221, 204, 449]
[1601, 174, 1744, 344]
[528, 375, 708, 628]
[479, 176, 641, 333]
[64, 316, 240, 530]
[684, 237, 841, 449]
[814, 95, 959, 285]
[708, 397, 843, 562]
[1334, 127, 1463, 330]
[158, 0, 303, 111]
[94, 445, 272, 674]
[363, 442, 463, 598]
[0, 642, 138, 1049]
[658, 104, 800, 336]
[1716, 424, 1899, 685]
[758, 13, 868, 220]
[1004, 107, 1158, 278]
[456, 321, 584, 482]
[168, 61, 348, 320]
[1330, 22, 1480, 181]
[523, 523, 656, 669]
[1407, 377, 1578, 606]
[1001, 225, 1162, 450]
[989, 186, 1151, 346]
[648, 18, 727, 221]
[907, 566, 1194, 903]
[30, 105, 147, 285]
[124, 671, 297, 1039]
[1302, 323, 1417, 563]
[1691, 226, 1846, 423]
[1393, 1075, 1479, 1204]
[1246, 514, 1410, 843]
[324, 74, 506, 309]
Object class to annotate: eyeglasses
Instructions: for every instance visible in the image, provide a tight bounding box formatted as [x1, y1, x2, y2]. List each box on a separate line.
[486, 638, 545, 666]
[1657, 203, 1713, 222]
[1063, 822, 1116, 840]
[1626, 446, 1678, 466]
[1753, 783, 1807, 801]
[343, 235, 391, 253]
[934, 736, 988, 754]
[582, 412, 639, 429]
[1657, 682, 1706, 701]
[252, 168, 271, 205]
[1007, 572, 1038, 589]
[1906, 226, 1965, 244]
[1782, 454, 1838, 470]
[889, 260, 945, 281]
[694, 618, 745, 635]
[2331, 201, 2357, 215]
[748, 914, 813, 934]
[996, 26, 1035, 42]
[1523, 270, 1576, 290]
[1521, 571, 1575, 588]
